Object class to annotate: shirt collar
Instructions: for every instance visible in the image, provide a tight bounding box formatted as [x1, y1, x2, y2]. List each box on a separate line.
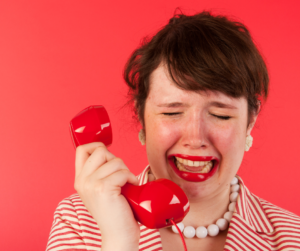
[234, 175, 274, 233]
[138, 165, 274, 233]
[137, 165, 151, 185]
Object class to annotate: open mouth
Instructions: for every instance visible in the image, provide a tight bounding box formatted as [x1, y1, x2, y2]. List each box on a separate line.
[174, 157, 215, 173]
[168, 154, 219, 182]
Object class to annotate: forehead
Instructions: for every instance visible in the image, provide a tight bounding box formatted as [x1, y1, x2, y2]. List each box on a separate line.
[147, 64, 245, 107]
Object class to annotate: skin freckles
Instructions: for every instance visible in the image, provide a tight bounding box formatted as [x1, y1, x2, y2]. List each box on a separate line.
[143, 64, 258, 220]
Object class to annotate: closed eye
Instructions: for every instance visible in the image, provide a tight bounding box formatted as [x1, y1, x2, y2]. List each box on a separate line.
[211, 114, 231, 120]
[163, 113, 181, 116]
[163, 113, 231, 120]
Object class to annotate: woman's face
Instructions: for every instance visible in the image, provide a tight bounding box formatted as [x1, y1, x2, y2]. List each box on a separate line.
[143, 64, 257, 201]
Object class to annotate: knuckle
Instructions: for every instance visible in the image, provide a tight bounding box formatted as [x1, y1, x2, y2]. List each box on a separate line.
[113, 157, 125, 167]
[94, 180, 110, 194]
[79, 178, 94, 195]
[74, 178, 82, 192]
[96, 142, 105, 147]
[83, 180, 93, 192]
[121, 168, 130, 174]
[114, 157, 123, 163]
[76, 142, 106, 155]
[74, 182, 80, 192]
[75, 145, 84, 154]
[74, 176, 109, 198]
[117, 168, 131, 179]
[94, 145, 107, 154]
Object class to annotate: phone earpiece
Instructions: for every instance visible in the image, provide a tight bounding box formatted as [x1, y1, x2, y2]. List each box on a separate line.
[70, 105, 190, 229]
[69, 105, 112, 149]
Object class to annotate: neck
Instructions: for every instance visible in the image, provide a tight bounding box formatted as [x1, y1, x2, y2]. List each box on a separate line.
[182, 186, 231, 227]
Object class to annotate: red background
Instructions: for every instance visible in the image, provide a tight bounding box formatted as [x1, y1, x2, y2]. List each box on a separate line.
[0, 0, 299, 250]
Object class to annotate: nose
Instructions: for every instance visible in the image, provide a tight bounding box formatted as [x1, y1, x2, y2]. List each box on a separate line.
[181, 112, 208, 149]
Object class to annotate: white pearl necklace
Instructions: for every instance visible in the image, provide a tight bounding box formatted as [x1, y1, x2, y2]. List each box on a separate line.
[172, 177, 240, 238]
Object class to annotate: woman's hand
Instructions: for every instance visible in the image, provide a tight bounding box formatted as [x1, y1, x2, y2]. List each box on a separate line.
[74, 142, 140, 251]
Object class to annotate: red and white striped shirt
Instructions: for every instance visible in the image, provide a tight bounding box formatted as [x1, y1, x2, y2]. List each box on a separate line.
[46, 165, 300, 251]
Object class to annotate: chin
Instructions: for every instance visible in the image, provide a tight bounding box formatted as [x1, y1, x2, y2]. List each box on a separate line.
[168, 170, 217, 200]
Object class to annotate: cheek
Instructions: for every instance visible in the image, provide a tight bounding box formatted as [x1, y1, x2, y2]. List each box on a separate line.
[145, 120, 181, 178]
[147, 119, 181, 149]
[212, 129, 239, 152]
[208, 122, 246, 176]
[208, 121, 245, 153]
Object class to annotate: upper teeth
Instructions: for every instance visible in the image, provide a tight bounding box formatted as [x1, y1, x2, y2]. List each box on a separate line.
[175, 157, 212, 167]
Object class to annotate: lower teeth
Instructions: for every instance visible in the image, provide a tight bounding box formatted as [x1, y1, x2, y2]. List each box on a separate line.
[175, 159, 213, 173]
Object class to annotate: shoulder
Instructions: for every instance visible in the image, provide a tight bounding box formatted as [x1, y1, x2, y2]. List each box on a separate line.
[226, 178, 300, 250]
[237, 176, 300, 228]
[47, 194, 101, 251]
[256, 195, 300, 249]
[54, 193, 100, 230]
[258, 196, 300, 228]
[247, 187, 300, 247]
[55, 193, 86, 218]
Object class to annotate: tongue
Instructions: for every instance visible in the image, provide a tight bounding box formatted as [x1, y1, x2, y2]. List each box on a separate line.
[182, 164, 206, 173]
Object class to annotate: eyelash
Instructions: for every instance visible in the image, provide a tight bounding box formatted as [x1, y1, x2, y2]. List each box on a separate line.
[163, 113, 181, 116]
[213, 115, 231, 120]
[163, 113, 231, 120]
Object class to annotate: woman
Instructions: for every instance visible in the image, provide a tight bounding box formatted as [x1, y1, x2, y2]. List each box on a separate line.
[46, 11, 300, 251]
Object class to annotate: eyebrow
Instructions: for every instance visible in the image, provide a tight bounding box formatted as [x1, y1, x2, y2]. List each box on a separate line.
[156, 102, 189, 108]
[156, 101, 237, 109]
[208, 101, 237, 109]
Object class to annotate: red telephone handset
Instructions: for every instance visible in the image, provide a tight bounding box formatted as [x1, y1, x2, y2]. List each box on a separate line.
[69, 105, 190, 230]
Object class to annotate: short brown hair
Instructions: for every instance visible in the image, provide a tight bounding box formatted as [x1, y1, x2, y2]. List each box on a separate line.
[123, 11, 269, 128]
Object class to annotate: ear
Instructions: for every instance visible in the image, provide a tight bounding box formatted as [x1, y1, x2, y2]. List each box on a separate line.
[246, 102, 260, 135]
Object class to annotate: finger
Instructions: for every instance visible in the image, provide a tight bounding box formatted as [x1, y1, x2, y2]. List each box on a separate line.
[79, 146, 117, 178]
[98, 169, 139, 192]
[87, 157, 129, 181]
[75, 142, 115, 178]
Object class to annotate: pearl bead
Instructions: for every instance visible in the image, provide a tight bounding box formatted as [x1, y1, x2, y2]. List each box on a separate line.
[196, 226, 207, 238]
[224, 211, 233, 222]
[229, 202, 236, 212]
[231, 184, 240, 193]
[183, 226, 196, 238]
[231, 177, 238, 185]
[230, 191, 239, 202]
[207, 224, 219, 236]
[172, 222, 184, 233]
[216, 218, 228, 231]
[171, 176, 239, 239]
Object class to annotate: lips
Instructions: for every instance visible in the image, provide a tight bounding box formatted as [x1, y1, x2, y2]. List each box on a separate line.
[168, 154, 219, 182]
